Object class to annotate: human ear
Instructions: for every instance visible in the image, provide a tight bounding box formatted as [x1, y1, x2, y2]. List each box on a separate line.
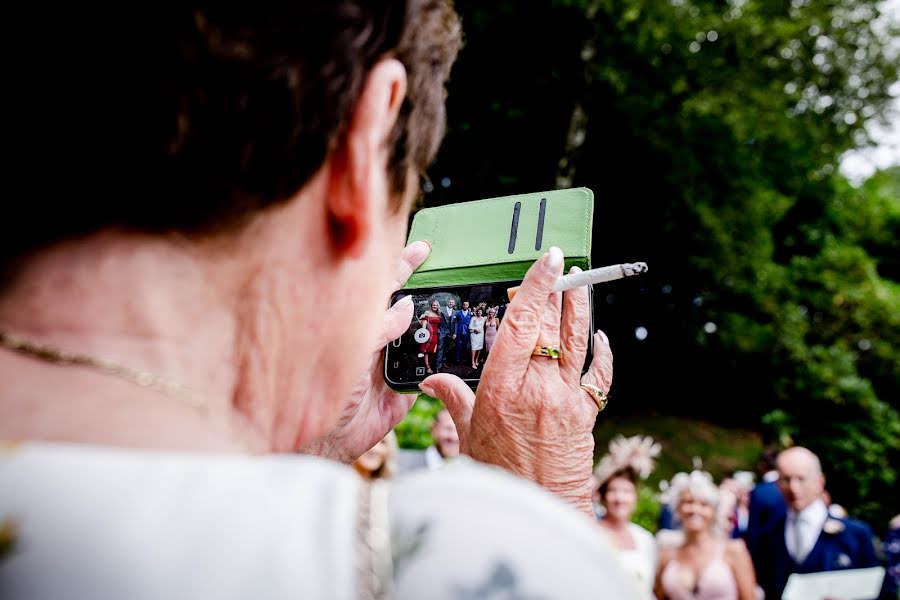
[325, 58, 407, 256]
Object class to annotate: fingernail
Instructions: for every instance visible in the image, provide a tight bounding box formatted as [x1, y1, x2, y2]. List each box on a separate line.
[569, 265, 582, 274]
[418, 382, 436, 397]
[547, 246, 564, 271]
[596, 329, 609, 345]
[397, 295, 413, 307]
[414, 240, 432, 252]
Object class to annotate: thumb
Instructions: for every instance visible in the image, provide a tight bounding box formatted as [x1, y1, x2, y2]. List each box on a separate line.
[377, 295, 414, 350]
[420, 374, 475, 453]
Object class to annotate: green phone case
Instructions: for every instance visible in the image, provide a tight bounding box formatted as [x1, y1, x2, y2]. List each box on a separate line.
[391, 188, 595, 395]
[405, 187, 594, 288]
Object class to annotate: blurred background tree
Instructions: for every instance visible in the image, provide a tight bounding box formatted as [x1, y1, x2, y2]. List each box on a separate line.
[398, 0, 899, 528]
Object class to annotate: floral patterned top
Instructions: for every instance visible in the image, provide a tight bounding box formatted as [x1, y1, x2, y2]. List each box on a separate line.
[1, 443, 638, 599]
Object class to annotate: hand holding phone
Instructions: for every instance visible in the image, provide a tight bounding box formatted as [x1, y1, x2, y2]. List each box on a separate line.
[418, 249, 613, 516]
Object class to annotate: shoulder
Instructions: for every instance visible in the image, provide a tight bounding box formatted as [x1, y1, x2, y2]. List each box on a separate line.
[656, 528, 685, 553]
[627, 522, 656, 546]
[750, 481, 779, 501]
[656, 544, 677, 570]
[1, 443, 365, 598]
[390, 458, 639, 599]
[828, 516, 874, 543]
[725, 537, 751, 560]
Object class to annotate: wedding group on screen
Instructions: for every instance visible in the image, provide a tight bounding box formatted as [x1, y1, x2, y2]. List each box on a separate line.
[416, 297, 505, 374]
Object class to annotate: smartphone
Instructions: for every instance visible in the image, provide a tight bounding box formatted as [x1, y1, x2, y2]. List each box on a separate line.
[383, 280, 594, 392]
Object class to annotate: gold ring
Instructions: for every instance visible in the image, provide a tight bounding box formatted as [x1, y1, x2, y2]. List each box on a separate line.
[532, 345, 562, 359]
[580, 383, 608, 412]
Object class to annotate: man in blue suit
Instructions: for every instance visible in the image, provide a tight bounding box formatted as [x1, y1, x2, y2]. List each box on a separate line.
[755, 446, 877, 600]
[435, 298, 456, 371]
[746, 448, 787, 569]
[453, 300, 471, 365]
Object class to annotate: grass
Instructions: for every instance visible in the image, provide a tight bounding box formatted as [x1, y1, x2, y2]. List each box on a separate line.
[593, 414, 764, 493]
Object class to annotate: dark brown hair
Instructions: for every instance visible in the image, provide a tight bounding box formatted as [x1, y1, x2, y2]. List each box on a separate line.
[4, 2, 461, 268]
[598, 467, 638, 499]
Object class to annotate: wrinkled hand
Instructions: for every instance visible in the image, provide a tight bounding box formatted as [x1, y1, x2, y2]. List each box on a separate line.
[299, 241, 430, 463]
[420, 247, 613, 516]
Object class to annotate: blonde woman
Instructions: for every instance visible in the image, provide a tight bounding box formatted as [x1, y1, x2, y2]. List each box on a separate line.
[655, 471, 757, 600]
[483, 307, 500, 354]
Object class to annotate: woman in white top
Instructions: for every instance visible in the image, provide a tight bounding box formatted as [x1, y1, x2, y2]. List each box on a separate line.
[594, 435, 661, 599]
[0, 3, 630, 599]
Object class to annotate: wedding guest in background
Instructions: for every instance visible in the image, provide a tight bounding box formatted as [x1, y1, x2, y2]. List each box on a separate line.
[396, 409, 460, 473]
[746, 447, 786, 567]
[352, 431, 398, 481]
[754, 446, 877, 600]
[881, 514, 900, 600]
[655, 470, 758, 600]
[594, 435, 661, 600]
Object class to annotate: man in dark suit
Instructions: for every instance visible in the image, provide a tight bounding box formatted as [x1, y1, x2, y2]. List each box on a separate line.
[453, 300, 471, 365]
[746, 448, 787, 567]
[435, 298, 456, 371]
[755, 446, 878, 600]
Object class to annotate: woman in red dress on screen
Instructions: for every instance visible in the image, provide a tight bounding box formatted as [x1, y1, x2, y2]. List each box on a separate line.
[419, 300, 441, 374]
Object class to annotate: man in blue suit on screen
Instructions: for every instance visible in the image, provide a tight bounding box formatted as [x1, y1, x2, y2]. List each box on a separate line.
[453, 300, 471, 365]
[435, 298, 456, 371]
[755, 446, 877, 600]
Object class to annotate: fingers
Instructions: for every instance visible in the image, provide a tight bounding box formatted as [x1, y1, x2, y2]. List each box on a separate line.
[581, 330, 613, 394]
[377, 295, 413, 348]
[488, 247, 565, 381]
[390, 240, 431, 292]
[539, 289, 563, 346]
[419, 373, 475, 451]
[559, 266, 591, 382]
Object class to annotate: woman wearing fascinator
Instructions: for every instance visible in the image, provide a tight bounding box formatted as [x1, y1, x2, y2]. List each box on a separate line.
[594, 435, 661, 600]
[654, 470, 758, 600]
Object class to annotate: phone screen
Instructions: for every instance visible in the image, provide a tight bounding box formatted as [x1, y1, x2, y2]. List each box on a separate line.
[383, 280, 593, 391]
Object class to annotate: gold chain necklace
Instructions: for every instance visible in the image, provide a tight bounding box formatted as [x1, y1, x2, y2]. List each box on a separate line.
[0, 331, 206, 411]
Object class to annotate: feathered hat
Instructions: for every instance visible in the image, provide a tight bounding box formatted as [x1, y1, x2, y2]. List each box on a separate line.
[594, 434, 661, 487]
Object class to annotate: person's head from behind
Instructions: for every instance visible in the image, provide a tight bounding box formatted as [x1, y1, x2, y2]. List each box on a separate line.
[731, 471, 754, 507]
[671, 470, 719, 535]
[352, 430, 398, 480]
[431, 409, 459, 458]
[3, 3, 462, 451]
[597, 468, 638, 523]
[776, 446, 825, 513]
[758, 447, 780, 476]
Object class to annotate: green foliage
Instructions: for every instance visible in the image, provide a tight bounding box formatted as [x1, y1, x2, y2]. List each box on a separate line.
[632, 485, 662, 533]
[595, 415, 764, 490]
[395, 395, 442, 449]
[421, 0, 899, 526]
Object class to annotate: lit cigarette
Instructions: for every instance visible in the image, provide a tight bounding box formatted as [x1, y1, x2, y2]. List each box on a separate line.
[507, 262, 648, 300]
